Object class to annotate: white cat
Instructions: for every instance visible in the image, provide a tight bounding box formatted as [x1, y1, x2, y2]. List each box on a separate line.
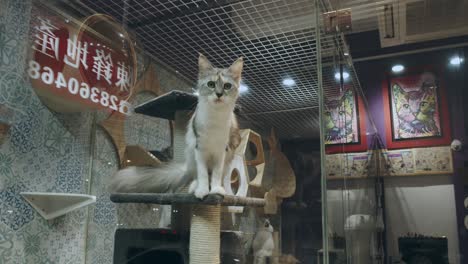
[109, 54, 242, 199]
[252, 219, 275, 264]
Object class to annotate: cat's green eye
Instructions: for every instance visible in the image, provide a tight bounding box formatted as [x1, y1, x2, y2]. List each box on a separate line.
[207, 81, 215, 88]
[326, 112, 331, 116]
[339, 111, 345, 115]
[403, 104, 410, 109]
[420, 101, 428, 107]
[223, 83, 232, 90]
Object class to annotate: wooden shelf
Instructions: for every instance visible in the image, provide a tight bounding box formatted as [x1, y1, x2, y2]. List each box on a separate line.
[21, 192, 96, 220]
[134, 90, 241, 120]
[110, 193, 265, 207]
[135, 90, 197, 120]
[123, 145, 162, 167]
[0, 122, 10, 145]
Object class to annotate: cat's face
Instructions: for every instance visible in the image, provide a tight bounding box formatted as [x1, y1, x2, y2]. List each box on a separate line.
[196, 54, 243, 108]
[260, 219, 273, 232]
[393, 85, 415, 123]
[393, 83, 437, 132]
[324, 90, 354, 142]
[416, 83, 437, 121]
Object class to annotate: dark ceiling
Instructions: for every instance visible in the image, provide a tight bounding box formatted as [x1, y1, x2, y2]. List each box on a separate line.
[71, 0, 362, 139]
[61, 0, 468, 139]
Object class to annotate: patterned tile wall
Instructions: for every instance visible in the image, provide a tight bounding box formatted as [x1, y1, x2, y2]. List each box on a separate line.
[0, 0, 193, 263]
[0, 1, 92, 263]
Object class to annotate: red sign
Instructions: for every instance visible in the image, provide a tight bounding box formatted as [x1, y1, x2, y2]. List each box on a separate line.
[28, 14, 136, 115]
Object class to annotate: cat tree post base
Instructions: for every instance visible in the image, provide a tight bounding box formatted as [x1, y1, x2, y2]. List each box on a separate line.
[190, 204, 221, 264]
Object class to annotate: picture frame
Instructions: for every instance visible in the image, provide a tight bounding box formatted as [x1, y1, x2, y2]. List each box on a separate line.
[382, 66, 451, 149]
[325, 86, 368, 154]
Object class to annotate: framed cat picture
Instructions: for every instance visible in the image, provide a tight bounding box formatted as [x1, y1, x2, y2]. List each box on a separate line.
[325, 87, 367, 154]
[382, 67, 452, 149]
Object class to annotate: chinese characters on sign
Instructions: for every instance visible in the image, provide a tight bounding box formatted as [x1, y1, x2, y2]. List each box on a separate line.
[92, 49, 113, 84]
[33, 17, 60, 60]
[116, 62, 131, 92]
[29, 17, 134, 115]
[64, 34, 88, 69]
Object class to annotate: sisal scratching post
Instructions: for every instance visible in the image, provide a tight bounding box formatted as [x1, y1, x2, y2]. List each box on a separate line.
[190, 205, 221, 264]
[171, 111, 193, 231]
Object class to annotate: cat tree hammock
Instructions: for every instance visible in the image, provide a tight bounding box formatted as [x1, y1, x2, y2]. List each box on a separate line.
[110, 90, 266, 264]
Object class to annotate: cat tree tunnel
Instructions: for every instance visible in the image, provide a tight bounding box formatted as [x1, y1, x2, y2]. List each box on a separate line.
[111, 91, 267, 264]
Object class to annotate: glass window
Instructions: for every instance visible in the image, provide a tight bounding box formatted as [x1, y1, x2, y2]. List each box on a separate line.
[0, 0, 466, 263]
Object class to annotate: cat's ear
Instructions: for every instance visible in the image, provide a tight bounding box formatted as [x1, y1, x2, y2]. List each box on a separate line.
[392, 84, 405, 99]
[228, 56, 244, 82]
[198, 53, 214, 74]
[421, 81, 436, 94]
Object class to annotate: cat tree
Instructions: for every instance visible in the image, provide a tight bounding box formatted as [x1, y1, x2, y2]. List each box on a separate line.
[110, 90, 266, 264]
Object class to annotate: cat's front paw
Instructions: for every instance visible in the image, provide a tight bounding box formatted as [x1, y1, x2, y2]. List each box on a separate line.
[188, 180, 198, 194]
[210, 186, 226, 196]
[194, 186, 209, 199]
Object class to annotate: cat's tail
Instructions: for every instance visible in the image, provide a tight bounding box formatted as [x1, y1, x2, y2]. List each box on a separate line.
[108, 162, 192, 193]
